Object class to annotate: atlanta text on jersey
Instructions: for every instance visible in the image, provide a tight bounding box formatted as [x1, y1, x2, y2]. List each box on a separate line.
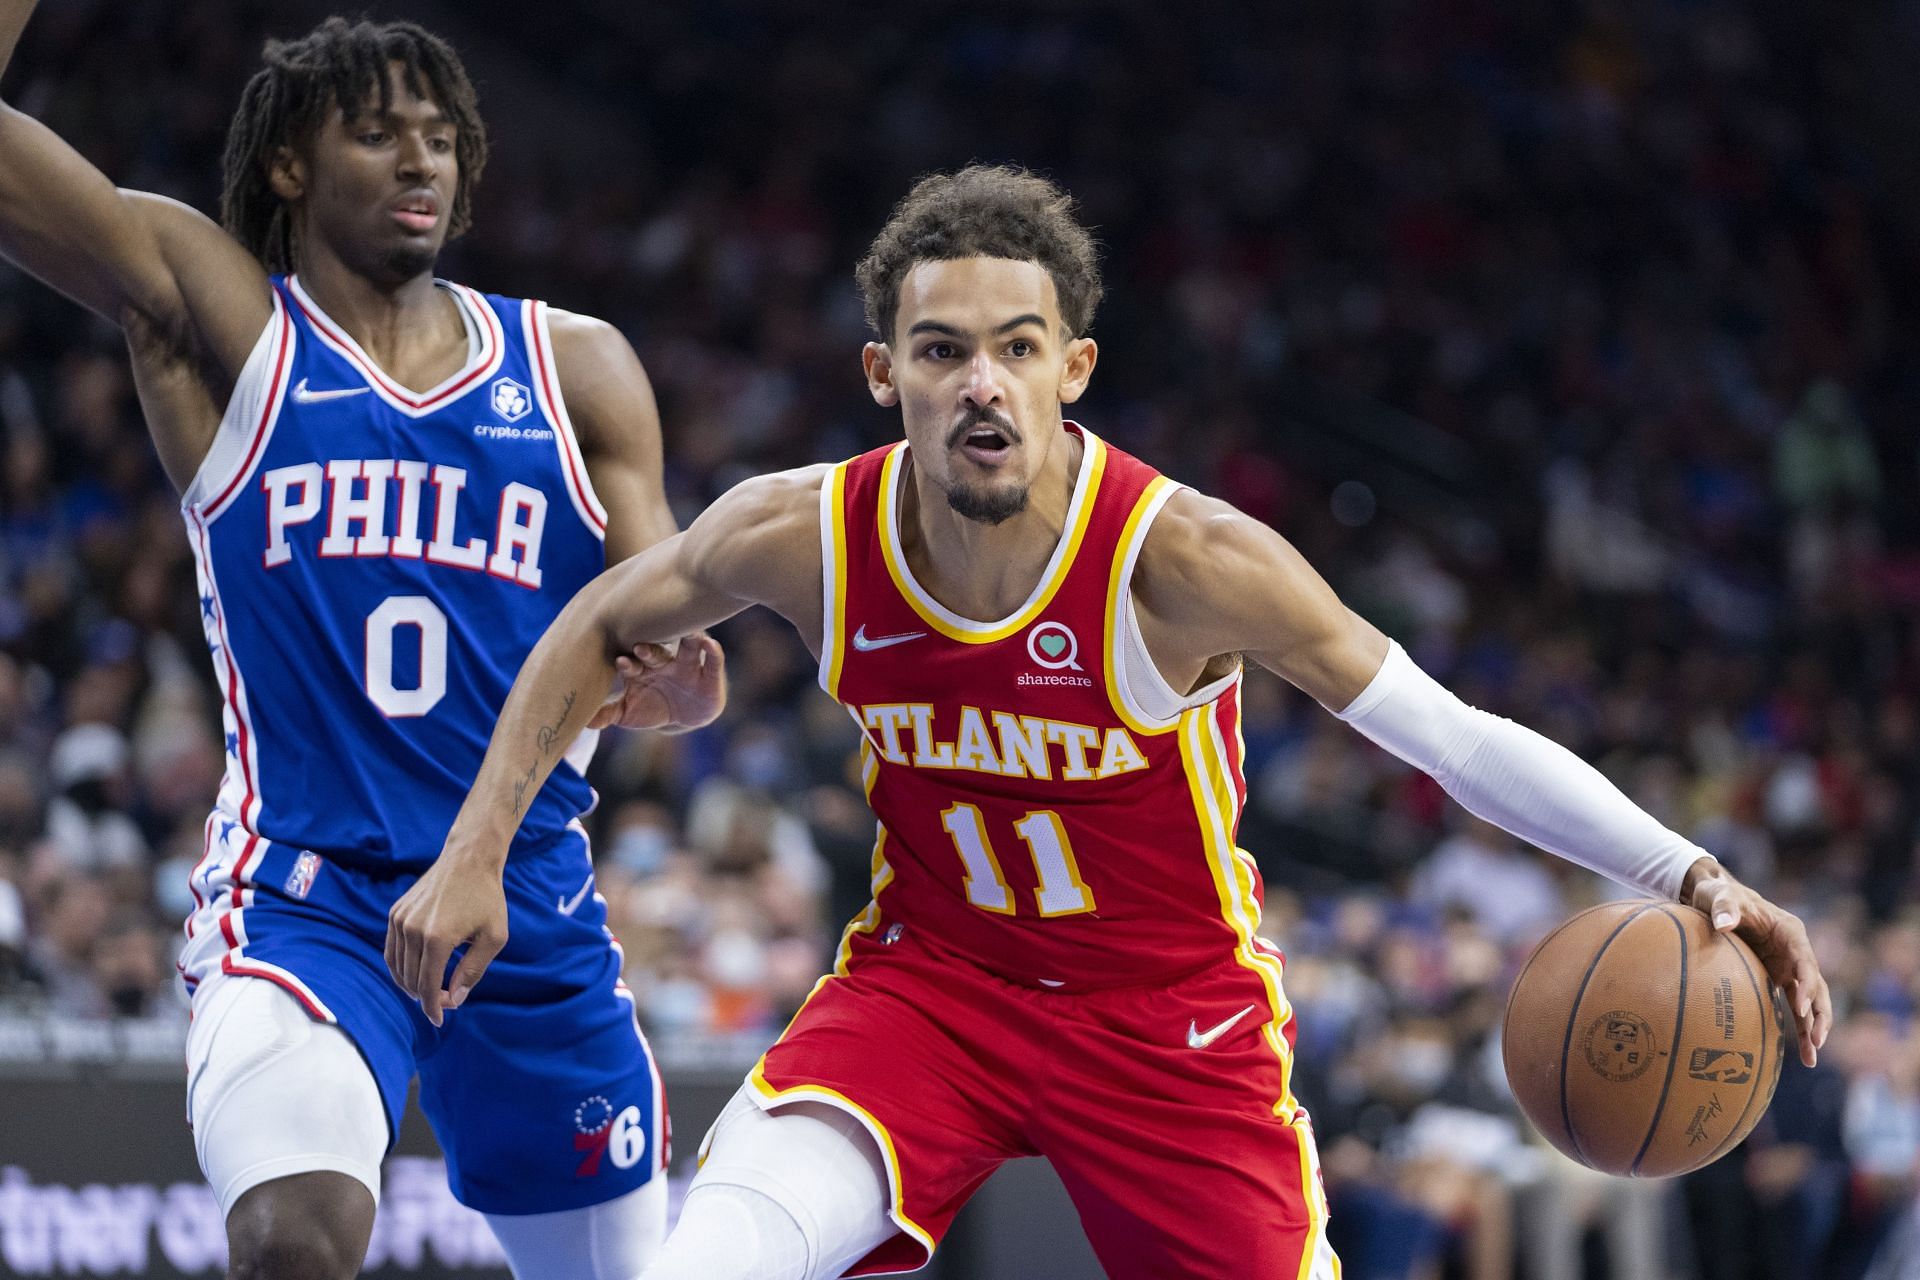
[859, 702, 1149, 781]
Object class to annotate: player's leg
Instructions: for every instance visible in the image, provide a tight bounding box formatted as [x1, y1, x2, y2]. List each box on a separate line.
[186, 973, 390, 1280]
[483, 1177, 667, 1280]
[1034, 956, 1340, 1279]
[418, 844, 671, 1275]
[639, 1088, 896, 1280]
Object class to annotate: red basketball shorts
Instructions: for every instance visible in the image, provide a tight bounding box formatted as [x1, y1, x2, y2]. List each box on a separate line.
[749, 922, 1338, 1279]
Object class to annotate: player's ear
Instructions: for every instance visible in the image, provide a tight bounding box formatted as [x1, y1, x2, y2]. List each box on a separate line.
[1058, 336, 1097, 405]
[267, 145, 306, 204]
[863, 342, 900, 408]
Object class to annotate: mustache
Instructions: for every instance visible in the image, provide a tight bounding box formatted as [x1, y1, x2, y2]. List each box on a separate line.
[945, 406, 1020, 451]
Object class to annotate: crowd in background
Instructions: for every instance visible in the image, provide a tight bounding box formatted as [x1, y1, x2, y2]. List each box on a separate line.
[1, 1, 1918, 1277]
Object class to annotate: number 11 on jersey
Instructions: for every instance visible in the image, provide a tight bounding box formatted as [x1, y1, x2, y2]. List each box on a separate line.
[941, 803, 1096, 917]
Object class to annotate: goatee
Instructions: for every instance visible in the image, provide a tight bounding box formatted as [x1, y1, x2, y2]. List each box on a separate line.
[945, 481, 1029, 526]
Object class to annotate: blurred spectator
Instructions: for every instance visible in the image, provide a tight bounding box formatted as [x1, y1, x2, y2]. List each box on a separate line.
[1411, 817, 1565, 946]
[23, 872, 109, 1016]
[43, 722, 145, 873]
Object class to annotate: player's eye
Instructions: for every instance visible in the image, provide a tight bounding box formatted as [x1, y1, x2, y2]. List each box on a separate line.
[357, 130, 388, 146]
[427, 136, 454, 153]
[923, 342, 956, 361]
[1007, 340, 1035, 358]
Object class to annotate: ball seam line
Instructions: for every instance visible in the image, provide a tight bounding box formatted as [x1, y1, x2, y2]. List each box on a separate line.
[1629, 907, 1690, 1176]
[1557, 903, 1657, 1172]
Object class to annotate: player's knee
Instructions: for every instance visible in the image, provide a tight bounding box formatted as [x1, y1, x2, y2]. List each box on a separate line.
[639, 1184, 811, 1280]
[225, 1172, 373, 1280]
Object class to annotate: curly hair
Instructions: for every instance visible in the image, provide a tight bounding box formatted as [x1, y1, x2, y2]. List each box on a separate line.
[220, 18, 487, 273]
[855, 165, 1103, 343]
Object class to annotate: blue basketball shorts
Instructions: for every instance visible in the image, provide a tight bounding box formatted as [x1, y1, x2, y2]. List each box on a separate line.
[179, 822, 666, 1215]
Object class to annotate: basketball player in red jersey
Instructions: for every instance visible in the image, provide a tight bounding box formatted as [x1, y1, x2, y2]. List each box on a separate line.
[396, 166, 1833, 1279]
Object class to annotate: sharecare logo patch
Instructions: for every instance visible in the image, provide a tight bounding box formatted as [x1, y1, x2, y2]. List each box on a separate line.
[1027, 621, 1081, 671]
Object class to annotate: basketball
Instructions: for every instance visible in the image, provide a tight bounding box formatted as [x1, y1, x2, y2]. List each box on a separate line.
[1502, 901, 1787, 1178]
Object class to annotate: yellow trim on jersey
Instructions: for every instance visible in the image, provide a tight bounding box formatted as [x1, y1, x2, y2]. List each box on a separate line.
[876, 432, 1107, 644]
[1102, 474, 1183, 736]
[744, 1065, 939, 1264]
[820, 461, 852, 700]
[1178, 704, 1300, 1119]
[1291, 1113, 1336, 1280]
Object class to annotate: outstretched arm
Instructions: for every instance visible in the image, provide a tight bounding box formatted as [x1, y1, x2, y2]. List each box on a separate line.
[385, 465, 828, 1022]
[1134, 487, 1832, 1065]
[0, 0, 269, 469]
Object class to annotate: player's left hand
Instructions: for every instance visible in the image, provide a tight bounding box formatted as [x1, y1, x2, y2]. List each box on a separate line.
[587, 633, 726, 732]
[1683, 858, 1832, 1068]
[385, 856, 509, 1028]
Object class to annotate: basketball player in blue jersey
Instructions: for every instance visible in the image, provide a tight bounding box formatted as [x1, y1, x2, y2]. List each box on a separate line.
[0, 9, 721, 1279]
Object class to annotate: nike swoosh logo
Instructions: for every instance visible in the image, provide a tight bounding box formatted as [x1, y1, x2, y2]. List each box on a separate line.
[557, 874, 595, 917]
[290, 377, 371, 403]
[852, 625, 927, 652]
[1186, 1003, 1259, 1050]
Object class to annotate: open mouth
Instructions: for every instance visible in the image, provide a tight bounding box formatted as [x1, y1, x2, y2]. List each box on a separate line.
[390, 195, 439, 234]
[957, 425, 1015, 465]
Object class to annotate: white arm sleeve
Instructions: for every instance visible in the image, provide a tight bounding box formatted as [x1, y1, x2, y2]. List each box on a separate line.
[1334, 641, 1705, 900]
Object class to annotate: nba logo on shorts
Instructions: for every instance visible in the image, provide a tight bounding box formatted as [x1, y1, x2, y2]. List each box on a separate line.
[491, 376, 531, 422]
[283, 851, 323, 900]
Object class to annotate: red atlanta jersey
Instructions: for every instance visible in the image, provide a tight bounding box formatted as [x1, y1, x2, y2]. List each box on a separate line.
[817, 423, 1280, 992]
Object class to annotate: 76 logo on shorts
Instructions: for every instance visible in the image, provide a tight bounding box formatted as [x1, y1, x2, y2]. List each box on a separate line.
[573, 1094, 645, 1177]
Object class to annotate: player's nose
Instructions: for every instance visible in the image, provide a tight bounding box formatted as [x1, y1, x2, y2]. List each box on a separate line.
[394, 132, 439, 182]
[959, 351, 1004, 406]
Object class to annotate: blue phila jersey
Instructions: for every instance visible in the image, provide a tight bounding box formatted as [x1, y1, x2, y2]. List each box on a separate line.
[179, 274, 608, 879]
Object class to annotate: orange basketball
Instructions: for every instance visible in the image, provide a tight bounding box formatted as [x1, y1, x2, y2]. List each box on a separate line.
[1502, 900, 1787, 1177]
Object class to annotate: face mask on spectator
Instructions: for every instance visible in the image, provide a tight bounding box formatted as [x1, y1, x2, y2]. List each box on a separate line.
[613, 826, 671, 877]
[1387, 1036, 1453, 1094]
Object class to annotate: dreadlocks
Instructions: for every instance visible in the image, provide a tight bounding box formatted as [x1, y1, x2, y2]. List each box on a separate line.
[220, 18, 487, 273]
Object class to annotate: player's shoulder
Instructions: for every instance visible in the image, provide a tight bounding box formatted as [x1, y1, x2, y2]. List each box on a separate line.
[682, 464, 830, 604]
[529, 307, 656, 456]
[709, 463, 833, 527]
[694, 464, 829, 550]
[1131, 486, 1278, 614]
[540, 306, 641, 374]
[1135, 485, 1252, 573]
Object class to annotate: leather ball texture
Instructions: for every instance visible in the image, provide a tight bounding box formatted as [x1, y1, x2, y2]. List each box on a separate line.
[1502, 900, 1786, 1178]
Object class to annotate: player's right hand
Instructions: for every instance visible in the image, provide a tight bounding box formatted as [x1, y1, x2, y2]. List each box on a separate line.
[1683, 859, 1832, 1067]
[385, 857, 509, 1027]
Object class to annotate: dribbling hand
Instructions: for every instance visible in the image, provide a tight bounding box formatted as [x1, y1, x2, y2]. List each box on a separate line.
[587, 633, 727, 732]
[1684, 858, 1832, 1067]
[385, 856, 508, 1027]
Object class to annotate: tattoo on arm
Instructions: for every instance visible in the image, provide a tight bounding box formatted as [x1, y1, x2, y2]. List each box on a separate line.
[535, 690, 577, 756]
[512, 690, 579, 819]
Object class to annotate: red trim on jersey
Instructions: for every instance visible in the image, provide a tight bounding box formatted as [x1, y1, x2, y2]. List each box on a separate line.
[229, 836, 262, 902]
[289, 279, 502, 411]
[206, 294, 295, 517]
[528, 300, 607, 535]
[188, 511, 262, 852]
[220, 955, 330, 1021]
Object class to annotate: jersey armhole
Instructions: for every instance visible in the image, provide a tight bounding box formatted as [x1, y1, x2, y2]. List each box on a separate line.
[181, 290, 295, 520]
[1103, 478, 1239, 732]
[523, 299, 610, 541]
[817, 462, 851, 699]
